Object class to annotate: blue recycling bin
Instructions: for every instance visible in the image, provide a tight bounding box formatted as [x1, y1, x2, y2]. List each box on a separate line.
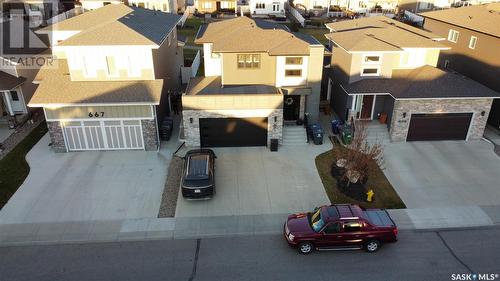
[331, 119, 343, 135]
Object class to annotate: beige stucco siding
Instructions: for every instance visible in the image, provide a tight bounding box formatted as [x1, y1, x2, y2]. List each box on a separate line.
[182, 94, 283, 110]
[44, 105, 153, 120]
[221, 53, 276, 86]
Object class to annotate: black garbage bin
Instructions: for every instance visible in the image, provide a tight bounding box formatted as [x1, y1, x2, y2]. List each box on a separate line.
[270, 138, 278, 152]
[159, 117, 174, 141]
[308, 124, 324, 145]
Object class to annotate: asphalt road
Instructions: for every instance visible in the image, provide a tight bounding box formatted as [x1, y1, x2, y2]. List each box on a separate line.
[1, 227, 499, 281]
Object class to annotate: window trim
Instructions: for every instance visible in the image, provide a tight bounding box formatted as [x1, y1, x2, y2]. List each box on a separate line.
[362, 54, 381, 64]
[447, 29, 459, 43]
[105, 56, 118, 77]
[468, 36, 477, 49]
[285, 69, 302, 77]
[285, 57, 303, 65]
[360, 66, 380, 76]
[237, 54, 261, 69]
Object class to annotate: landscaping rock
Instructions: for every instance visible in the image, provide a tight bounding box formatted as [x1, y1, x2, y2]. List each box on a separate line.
[158, 156, 183, 218]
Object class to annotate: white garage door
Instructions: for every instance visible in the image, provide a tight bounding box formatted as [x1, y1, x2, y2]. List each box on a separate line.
[63, 120, 144, 151]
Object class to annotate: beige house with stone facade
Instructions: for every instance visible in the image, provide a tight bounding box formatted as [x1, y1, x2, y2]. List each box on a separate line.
[28, 4, 183, 152]
[182, 17, 324, 147]
[325, 16, 499, 142]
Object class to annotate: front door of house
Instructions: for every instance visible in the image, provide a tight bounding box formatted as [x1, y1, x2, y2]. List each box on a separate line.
[9, 90, 25, 113]
[283, 95, 300, 121]
[216, 1, 221, 10]
[360, 95, 374, 119]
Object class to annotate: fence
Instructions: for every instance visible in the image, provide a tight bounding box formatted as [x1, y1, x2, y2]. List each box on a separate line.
[47, 6, 83, 25]
[181, 50, 201, 84]
[404, 10, 424, 25]
[178, 8, 189, 27]
[285, 2, 305, 27]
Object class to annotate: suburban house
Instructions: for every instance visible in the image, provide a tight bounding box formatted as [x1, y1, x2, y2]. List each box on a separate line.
[78, 0, 179, 13]
[325, 16, 499, 142]
[293, 0, 397, 15]
[248, 0, 286, 17]
[1, 0, 75, 26]
[194, 0, 237, 13]
[420, 3, 500, 128]
[398, 0, 495, 14]
[28, 4, 183, 152]
[182, 17, 324, 147]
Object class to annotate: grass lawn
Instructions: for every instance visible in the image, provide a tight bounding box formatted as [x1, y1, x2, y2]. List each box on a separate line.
[315, 145, 406, 209]
[177, 17, 205, 47]
[298, 27, 330, 45]
[0, 122, 47, 209]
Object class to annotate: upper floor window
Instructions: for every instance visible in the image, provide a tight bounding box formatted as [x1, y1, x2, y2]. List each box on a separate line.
[469, 36, 477, 49]
[285, 69, 302, 77]
[202, 1, 212, 9]
[360, 66, 380, 76]
[272, 3, 280, 11]
[106, 56, 117, 76]
[285, 57, 303, 65]
[220, 1, 232, 8]
[362, 55, 381, 64]
[447, 29, 459, 43]
[237, 54, 260, 69]
[255, 3, 265, 9]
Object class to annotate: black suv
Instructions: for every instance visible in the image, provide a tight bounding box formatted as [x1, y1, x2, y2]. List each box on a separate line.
[181, 149, 216, 199]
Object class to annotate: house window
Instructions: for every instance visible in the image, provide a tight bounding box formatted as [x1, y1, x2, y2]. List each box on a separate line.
[220, 1, 231, 8]
[10, 90, 19, 101]
[447, 29, 459, 43]
[285, 57, 303, 65]
[272, 3, 280, 11]
[138, 2, 145, 8]
[29, 4, 40, 11]
[469, 36, 477, 49]
[285, 69, 302, 77]
[363, 55, 380, 63]
[103, 2, 111, 5]
[361, 67, 380, 76]
[237, 54, 260, 69]
[202, 1, 212, 9]
[256, 3, 265, 9]
[106, 56, 117, 76]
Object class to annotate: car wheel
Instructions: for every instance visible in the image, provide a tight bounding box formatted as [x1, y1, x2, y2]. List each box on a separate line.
[298, 242, 314, 255]
[364, 240, 380, 253]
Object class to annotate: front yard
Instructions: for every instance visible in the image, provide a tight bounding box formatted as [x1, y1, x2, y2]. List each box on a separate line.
[315, 144, 406, 209]
[177, 17, 205, 47]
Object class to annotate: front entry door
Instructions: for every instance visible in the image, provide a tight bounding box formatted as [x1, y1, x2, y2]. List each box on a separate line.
[283, 95, 301, 121]
[216, 1, 221, 10]
[360, 95, 374, 119]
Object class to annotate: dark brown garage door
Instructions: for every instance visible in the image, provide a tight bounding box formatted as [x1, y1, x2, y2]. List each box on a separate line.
[407, 113, 473, 141]
[200, 117, 268, 147]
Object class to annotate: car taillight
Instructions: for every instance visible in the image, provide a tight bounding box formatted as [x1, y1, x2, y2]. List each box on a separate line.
[393, 227, 398, 237]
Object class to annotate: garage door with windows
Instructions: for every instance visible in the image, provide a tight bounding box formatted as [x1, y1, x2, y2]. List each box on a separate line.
[407, 113, 473, 141]
[63, 120, 144, 151]
[200, 117, 268, 147]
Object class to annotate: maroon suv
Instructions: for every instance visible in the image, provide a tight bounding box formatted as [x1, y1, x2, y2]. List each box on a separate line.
[284, 204, 398, 254]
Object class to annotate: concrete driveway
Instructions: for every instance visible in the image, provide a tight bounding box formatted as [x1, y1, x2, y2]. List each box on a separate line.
[383, 141, 500, 209]
[175, 143, 331, 217]
[0, 134, 173, 224]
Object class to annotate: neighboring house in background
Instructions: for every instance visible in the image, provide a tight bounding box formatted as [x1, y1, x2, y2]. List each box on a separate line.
[325, 16, 499, 142]
[78, 0, 178, 13]
[398, 0, 498, 14]
[78, 0, 122, 11]
[248, 0, 286, 17]
[420, 3, 500, 128]
[293, 0, 397, 14]
[1, 0, 73, 26]
[29, 4, 183, 152]
[194, 0, 237, 13]
[182, 17, 324, 147]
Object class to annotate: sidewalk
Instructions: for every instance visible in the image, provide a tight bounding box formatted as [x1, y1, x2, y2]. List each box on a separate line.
[1, 204, 500, 246]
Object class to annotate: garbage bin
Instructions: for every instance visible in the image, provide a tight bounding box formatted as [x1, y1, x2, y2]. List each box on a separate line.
[331, 119, 343, 135]
[270, 138, 279, 152]
[159, 117, 174, 141]
[308, 123, 324, 145]
[340, 124, 353, 145]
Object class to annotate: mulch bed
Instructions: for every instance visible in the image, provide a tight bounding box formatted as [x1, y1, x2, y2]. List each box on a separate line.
[157, 156, 183, 218]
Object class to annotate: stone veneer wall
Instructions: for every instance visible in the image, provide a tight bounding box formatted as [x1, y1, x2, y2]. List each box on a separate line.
[141, 119, 159, 151]
[390, 98, 493, 142]
[182, 109, 284, 147]
[47, 121, 67, 153]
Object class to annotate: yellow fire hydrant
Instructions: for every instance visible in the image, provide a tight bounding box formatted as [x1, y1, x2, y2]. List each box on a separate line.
[366, 189, 375, 202]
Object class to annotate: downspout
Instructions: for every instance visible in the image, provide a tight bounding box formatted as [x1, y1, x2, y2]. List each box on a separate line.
[153, 105, 161, 152]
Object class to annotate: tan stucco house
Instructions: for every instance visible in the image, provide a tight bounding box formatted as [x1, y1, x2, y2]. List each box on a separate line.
[29, 4, 183, 152]
[325, 16, 499, 142]
[182, 17, 324, 147]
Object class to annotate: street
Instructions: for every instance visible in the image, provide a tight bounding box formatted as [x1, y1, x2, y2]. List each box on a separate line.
[1, 227, 499, 281]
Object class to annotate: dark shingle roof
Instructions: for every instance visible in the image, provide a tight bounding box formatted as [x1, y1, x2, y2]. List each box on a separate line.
[344, 65, 500, 99]
[0, 71, 26, 91]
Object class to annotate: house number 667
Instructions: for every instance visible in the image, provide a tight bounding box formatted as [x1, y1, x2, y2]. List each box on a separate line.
[88, 112, 105, 117]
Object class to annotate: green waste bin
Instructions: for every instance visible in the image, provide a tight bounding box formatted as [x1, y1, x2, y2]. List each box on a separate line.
[341, 125, 353, 145]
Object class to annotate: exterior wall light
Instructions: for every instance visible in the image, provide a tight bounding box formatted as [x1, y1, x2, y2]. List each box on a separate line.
[189, 117, 193, 123]
[481, 111, 486, 117]
[402, 112, 407, 118]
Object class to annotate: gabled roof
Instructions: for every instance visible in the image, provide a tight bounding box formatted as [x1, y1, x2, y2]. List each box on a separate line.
[324, 16, 447, 52]
[343, 65, 500, 99]
[420, 3, 500, 37]
[195, 17, 319, 56]
[0, 71, 26, 91]
[39, 4, 180, 46]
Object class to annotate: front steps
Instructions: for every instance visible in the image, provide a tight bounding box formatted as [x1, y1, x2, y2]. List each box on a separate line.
[282, 126, 307, 146]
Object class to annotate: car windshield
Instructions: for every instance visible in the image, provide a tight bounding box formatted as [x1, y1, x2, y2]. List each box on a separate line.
[185, 154, 209, 180]
[310, 208, 325, 232]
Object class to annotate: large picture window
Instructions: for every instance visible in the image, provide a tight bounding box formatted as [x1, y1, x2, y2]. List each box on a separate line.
[237, 54, 260, 69]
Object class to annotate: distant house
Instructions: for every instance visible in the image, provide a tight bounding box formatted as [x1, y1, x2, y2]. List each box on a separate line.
[325, 16, 499, 142]
[194, 0, 237, 13]
[248, 0, 286, 17]
[182, 17, 324, 147]
[30, 4, 183, 152]
[398, 0, 496, 14]
[421, 3, 500, 128]
[78, 0, 178, 13]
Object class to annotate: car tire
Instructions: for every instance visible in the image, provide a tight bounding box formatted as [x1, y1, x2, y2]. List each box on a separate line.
[364, 240, 380, 253]
[298, 242, 314, 255]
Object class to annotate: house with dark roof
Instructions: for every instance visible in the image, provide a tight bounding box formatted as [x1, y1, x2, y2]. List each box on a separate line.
[325, 16, 499, 142]
[421, 3, 500, 129]
[181, 17, 324, 147]
[28, 4, 183, 152]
